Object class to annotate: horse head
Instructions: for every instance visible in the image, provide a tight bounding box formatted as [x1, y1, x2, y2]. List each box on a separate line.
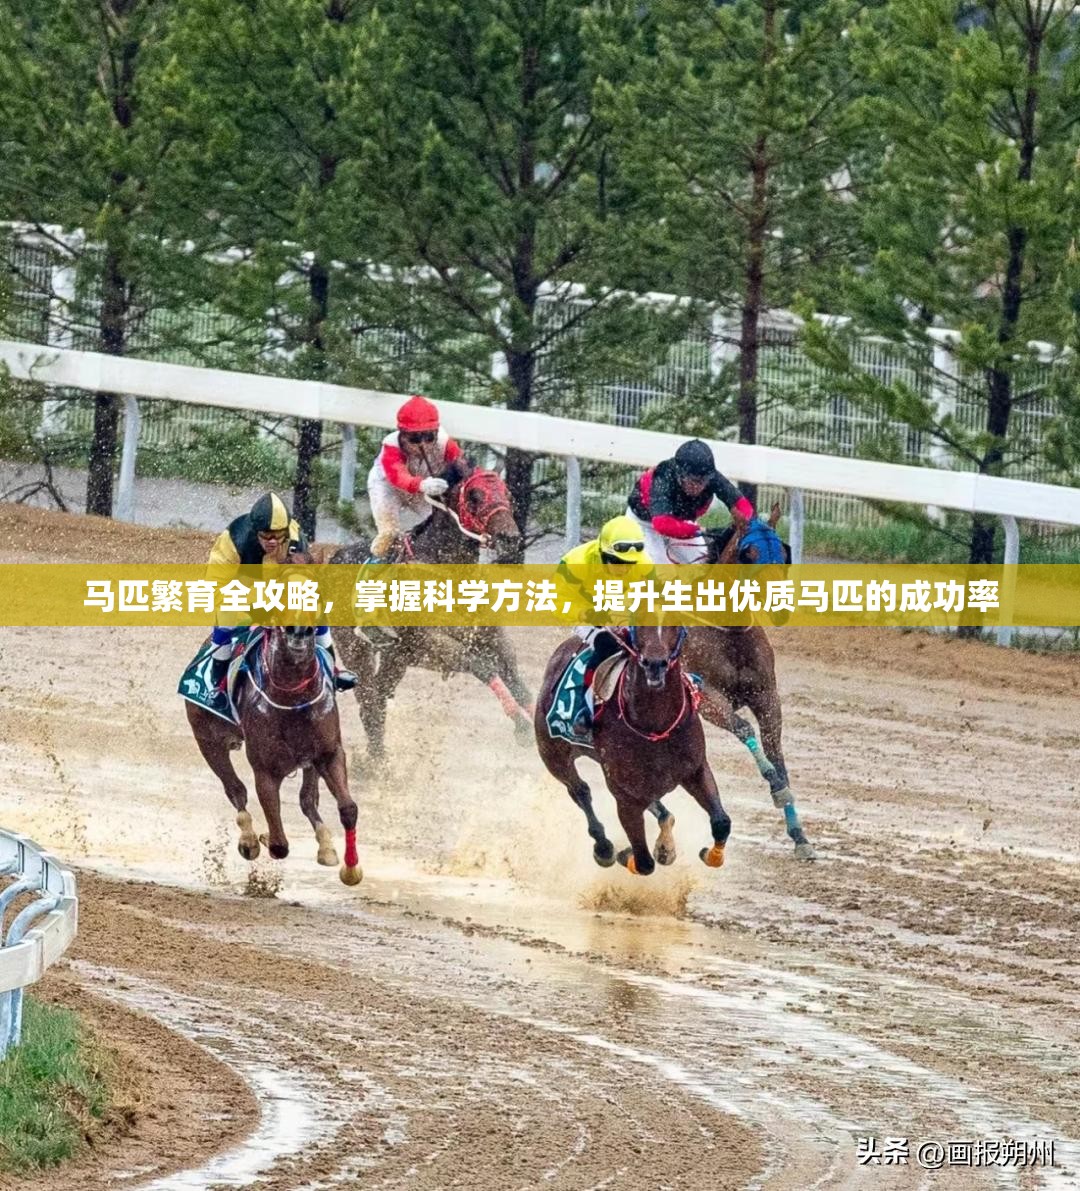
[621, 623, 688, 689]
[445, 462, 521, 561]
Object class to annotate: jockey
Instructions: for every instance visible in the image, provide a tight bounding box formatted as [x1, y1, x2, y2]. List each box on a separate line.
[367, 395, 463, 562]
[559, 514, 654, 663]
[206, 491, 357, 693]
[627, 439, 753, 564]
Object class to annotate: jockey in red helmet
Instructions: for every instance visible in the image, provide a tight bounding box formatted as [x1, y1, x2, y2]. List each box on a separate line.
[366, 395, 463, 562]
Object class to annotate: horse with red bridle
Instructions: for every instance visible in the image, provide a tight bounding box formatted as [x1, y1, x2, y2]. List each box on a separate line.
[331, 460, 535, 766]
[186, 565, 363, 885]
[535, 623, 730, 875]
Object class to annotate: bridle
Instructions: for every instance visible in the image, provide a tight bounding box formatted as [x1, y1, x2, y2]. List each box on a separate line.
[247, 627, 330, 712]
[424, 470, 514, 547]
[611, 625, 699, 742]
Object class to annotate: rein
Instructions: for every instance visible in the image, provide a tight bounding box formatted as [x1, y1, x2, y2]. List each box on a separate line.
[611, 625, 699, 741]
[614, 665, 698, 742]
[424, 473, 513, 545]
[246, 632, 329, 712]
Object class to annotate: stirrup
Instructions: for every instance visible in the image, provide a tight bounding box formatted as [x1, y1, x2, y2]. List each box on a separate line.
[334, 669, 359, 692]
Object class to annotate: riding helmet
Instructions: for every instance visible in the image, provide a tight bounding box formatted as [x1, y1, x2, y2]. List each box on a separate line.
[249, 491, 291, 534]
[674, 439, 715, 478]
[598, 514, 646, 562]
[397, 394, 440, 432]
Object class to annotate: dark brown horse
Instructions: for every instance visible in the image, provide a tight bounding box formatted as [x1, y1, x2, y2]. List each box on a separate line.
[186, 621, 363, 885]
[672, 507, 815, 860]
[536, 624, 730, 876]
[331, 462, 534, 764]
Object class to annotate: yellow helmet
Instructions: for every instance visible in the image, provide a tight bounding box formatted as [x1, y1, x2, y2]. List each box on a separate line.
[598, 515, 646, 562]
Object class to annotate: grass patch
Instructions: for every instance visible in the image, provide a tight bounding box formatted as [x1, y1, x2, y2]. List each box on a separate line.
[803, 519, 1080, 564]
[0, 997, 112, 1172]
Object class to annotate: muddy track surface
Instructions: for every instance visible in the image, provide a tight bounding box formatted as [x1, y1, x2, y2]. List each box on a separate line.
[1, 505, 1079, 1188]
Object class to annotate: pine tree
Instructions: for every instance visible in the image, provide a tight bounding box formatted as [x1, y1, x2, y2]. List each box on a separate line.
[0, 0, 183, 516]
[803, 0, 1080, 563]
[343, 0, 680, 548]
[162, 0, 376, 538]
[603, 0, 869, 498]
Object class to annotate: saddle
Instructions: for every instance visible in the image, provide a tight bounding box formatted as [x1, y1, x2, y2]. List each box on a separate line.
[177, 628, 332, 727]
[545, 641, 628, 748]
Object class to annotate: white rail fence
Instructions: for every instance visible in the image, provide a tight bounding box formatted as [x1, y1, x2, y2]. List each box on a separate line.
[0, 829, 78, 1057]
[4, 337, 1080, 568]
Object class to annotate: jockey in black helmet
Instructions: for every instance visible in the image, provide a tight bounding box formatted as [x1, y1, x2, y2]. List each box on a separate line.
[206, 491, 357, 693]
[627, 439, 753, 563]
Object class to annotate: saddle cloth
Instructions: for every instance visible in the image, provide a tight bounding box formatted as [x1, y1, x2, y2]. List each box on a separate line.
[545, 644, 627, 749]
[177, 628, 331, 727]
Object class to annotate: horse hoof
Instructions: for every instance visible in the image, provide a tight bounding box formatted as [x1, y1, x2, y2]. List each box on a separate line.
[269, 842, 289, 860]
[593, 842, 615, 868]
[655, 844, 677, 866]
[339, 863, 363, 886]
[259, 832, 270, 848]
[794, 841, 817, 862]
[317, 848, 339, 867]
[616, 848, 641, 875]
[700, 844, 725, 868]
[238, 838, 261, 861]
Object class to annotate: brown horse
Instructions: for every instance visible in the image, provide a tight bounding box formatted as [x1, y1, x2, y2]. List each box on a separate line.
[536, 624, 730, 876]
[186, 622, 363, 885]
[331, 462, 534, 764]
[672, 507, 815, 860]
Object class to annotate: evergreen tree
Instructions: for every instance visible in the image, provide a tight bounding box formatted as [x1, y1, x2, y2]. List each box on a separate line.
[162, 0, 376, 538]
[803, 0, 1080, 563]
[0, 0, 183, 516]
[344, 0, 681, 548]
[602, 0, 869, 496]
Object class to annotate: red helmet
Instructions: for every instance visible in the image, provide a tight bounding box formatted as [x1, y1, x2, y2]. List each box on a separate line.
[397, 395, 440, 433]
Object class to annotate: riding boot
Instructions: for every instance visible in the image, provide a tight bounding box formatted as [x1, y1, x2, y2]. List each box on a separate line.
[209, 653, 229, 691]
[319, 638, 359, 691]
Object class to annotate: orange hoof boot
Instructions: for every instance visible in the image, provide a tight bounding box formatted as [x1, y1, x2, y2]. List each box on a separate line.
[700, 843, 726, 868]
[616, 847, 639, 874]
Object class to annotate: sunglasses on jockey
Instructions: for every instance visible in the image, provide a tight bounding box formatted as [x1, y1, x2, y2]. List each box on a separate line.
[608, 540, 644, 554]
[402, 430, 438, 444]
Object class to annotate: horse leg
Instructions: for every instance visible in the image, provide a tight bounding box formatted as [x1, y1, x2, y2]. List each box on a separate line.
[614, 799, 656, 877]
[298, 766, 338, 867]
[313, 745, 362, 886]
[681, 764, 732, 869]
[486, 631, 535, 745]
[747, 692, 816, 862]
[648, 800, 677, 866]
[252, 768, 289, 860]
[189, 715, 260, 860]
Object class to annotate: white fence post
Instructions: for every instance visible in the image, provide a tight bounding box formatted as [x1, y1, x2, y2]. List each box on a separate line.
[996, 514, 1020, 648]
[565, 456, 582, 553]
[115, 394, 141, 522]
[789, 488, 805, 564]
[338, 424, 357, 542]
[927, 330, 959, 524]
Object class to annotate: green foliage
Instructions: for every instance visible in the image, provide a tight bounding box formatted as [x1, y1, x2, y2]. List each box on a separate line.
[0, 999, 110, 1171]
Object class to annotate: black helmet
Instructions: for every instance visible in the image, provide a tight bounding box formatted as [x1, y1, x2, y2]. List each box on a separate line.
[674, 439, 715, 478]
[249, 491, 292, 534]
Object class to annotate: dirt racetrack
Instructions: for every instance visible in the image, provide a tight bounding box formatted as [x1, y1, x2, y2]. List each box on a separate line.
[1, 504, 1079, 1189]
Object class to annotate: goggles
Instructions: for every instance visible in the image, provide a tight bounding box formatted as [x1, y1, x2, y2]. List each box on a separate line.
[258, 529, 289, 543]
[606, 539, 644, 554]
[402, 430, 437, 444]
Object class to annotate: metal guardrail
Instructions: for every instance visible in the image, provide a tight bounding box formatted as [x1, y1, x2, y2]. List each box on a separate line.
[0, 829, 78, 1057]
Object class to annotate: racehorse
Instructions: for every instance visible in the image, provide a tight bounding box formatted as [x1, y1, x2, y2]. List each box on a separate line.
[186, 601, 363, 886]
[331, 461, 534, 765]
[536, 623, 730, 876]
[676, 507, 815, 860]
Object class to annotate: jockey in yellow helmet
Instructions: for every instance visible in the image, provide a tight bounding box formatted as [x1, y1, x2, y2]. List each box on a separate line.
[559, 514, 654, 661]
